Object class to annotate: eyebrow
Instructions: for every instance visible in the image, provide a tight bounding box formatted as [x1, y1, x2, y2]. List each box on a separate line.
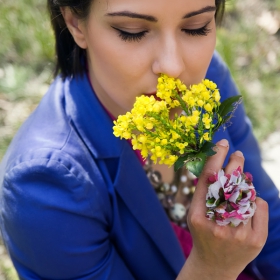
[105, 6, 216, 22]
[106, 11, 157, 22]
[183, 6, 216, 18]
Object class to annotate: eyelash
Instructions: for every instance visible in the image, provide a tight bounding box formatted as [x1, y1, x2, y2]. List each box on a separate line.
[182, 24, 211, 36]
[112, 23, 211, 42]
[112, 27, 148, 42]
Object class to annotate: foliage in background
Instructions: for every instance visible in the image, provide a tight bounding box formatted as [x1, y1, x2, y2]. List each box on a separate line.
[0, 0, 54, 70]
[0, 0, 280, 278]
[0, 0, 54, 160]
[216, 0, 280, 140]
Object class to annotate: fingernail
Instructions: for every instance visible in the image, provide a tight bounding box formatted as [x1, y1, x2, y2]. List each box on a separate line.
[216, 139, 228, 147]
[234, 150, 243, 157]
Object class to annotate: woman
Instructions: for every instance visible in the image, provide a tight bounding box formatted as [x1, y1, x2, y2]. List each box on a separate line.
[0, 0, 271, 279]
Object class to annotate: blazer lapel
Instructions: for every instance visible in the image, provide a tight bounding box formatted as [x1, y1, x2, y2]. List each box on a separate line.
[114, 143, 185, 274]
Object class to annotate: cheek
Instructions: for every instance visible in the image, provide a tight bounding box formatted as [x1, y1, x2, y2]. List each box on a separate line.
[89, 42, 126, 79]
[202, 26, 217, 67]
[86, 39, 142, 111]
[200, 35, 216, 72]
[88, 40, 151, 100]
[185, 33, 216, 83]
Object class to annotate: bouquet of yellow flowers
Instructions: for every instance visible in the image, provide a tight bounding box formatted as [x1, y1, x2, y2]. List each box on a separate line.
[113, 74, 241, 177]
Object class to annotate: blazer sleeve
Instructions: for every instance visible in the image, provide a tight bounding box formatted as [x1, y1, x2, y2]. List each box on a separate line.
[207, 52, 280, 279]
[1, 152, 135, 280]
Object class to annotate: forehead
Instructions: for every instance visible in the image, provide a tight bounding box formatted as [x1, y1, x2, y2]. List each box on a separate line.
[91, 0, 216, 16]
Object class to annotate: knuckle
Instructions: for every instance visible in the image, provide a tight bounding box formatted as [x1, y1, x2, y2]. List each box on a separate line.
[233, 230, 247, 243]
[254, 241, 265, 250]
[200, 169, 216, 183]
[212, 226, 226, 239]
[256, 198, 269, 210]
[250, 236, 266, 250]
[188, 213, 204, 229]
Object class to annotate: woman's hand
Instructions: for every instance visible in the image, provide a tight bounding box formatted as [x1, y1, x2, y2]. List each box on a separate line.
[177, 139, 269, 280]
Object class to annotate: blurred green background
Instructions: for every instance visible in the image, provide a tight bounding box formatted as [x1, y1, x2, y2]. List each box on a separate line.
[0, 0, 280, 278]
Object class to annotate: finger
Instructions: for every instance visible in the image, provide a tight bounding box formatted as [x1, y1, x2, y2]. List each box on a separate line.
[191, 139, 229, 212]
[224, 150, 245, 175]
[200, 139, 229, 183]
[251, 198, 269, 238]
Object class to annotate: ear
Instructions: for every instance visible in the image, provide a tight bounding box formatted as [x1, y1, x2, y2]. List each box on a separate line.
[60, 7, 87, 49]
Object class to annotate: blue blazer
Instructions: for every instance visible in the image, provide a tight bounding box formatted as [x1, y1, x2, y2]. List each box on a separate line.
[0, 52, 279, 279]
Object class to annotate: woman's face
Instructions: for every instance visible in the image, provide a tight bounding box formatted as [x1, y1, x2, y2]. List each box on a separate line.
[79, 0, 216, 117]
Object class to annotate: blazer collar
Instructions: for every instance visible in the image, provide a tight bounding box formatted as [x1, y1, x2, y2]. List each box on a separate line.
[64, 74, 125, 159]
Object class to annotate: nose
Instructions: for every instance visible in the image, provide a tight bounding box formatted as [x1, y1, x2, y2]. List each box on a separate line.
[152, 36, 185, 78]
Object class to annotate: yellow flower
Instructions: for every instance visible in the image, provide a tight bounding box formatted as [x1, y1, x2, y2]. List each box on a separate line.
[141, 147, 149, 158]
[112, 126, 122, 138]
[164, 155, 178, 166]
[152, 101, 166, 113]
[188, 97, 196, 107]
[204, 132, 210, 140]
[145, 122, 153, 130]
[214, 90, 221, 102]
[202, 113, 212, 129]
[171, 131, 180, 141]
[177, 82, 187, 91]
[112, 73, 227, 169]
[192, 110, 200, 117]
[155, 146, 163, 157]
[204, 103, 213, 112]
[188, 110, 200, 125]
[176, 142, 188, 154]
[197, 99, 204, 107]
[200, 132, 211, 143]
[122, 131, 131, 139]
[203, 79, 217, 90]
[138, 134, 148, 143]
[202, 91, 210, 101]
[173, 100, 180, 107]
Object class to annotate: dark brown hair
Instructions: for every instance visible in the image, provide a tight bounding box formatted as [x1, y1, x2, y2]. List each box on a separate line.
[47, 0, 226, 78]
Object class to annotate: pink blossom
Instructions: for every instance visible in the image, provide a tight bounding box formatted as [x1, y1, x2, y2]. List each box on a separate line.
[223, 211, 244, 220]
[193, 178, 199, 186]
[250, 189, 256, 201]
[230, 202, 239, 210]
[206, 167, 257, 227]
[232, 166, 242, 177]
[244, 172, 253, 185]
[208, 173, 218, 184]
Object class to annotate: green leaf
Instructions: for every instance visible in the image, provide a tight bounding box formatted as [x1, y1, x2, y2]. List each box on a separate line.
[201, 141, 217, 157]
[207, 197, 216, 205]
[185, 152, 207, 177]
[219, 115, 232, 126]
[174, 143, 215, 174]
[174, 155, 189, 172]
[218, 95, 242, 118]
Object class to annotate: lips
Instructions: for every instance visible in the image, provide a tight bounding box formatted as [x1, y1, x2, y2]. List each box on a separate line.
[144, 92, 162, 101]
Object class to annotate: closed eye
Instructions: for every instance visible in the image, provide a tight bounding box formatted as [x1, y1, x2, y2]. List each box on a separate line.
[182, 23, 211, 36]
[112, 26, 148, 42]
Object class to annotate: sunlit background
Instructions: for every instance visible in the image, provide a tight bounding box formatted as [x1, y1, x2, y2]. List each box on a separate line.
[0, 0, 280, 278]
